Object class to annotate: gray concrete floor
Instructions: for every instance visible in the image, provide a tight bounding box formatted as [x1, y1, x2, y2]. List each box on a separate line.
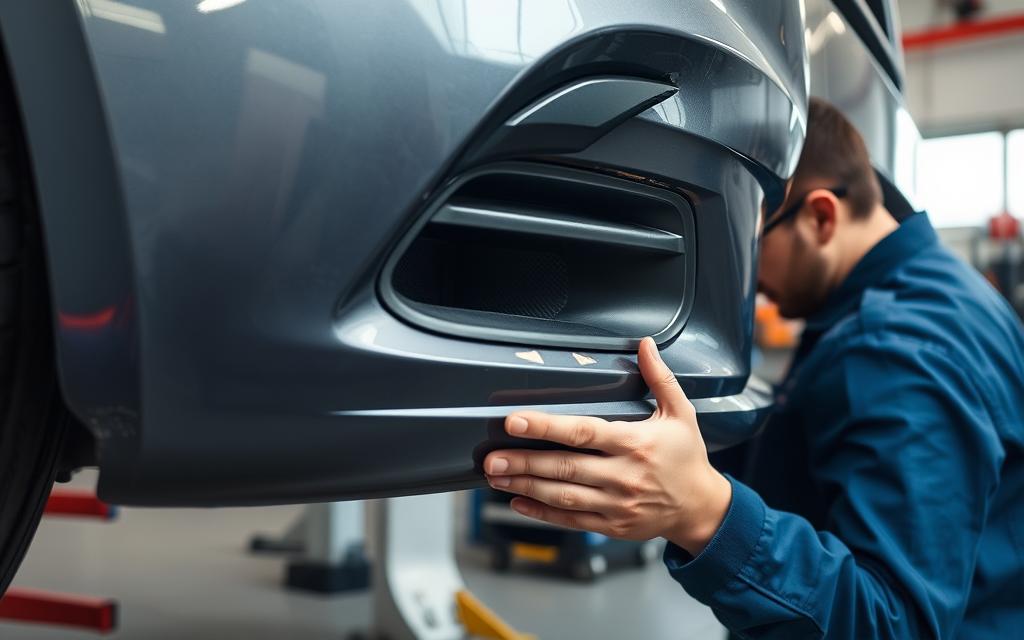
[3, 471, 725, 639]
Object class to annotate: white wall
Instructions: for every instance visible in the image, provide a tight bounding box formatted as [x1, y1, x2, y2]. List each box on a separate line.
[898, 0, 1024, 134]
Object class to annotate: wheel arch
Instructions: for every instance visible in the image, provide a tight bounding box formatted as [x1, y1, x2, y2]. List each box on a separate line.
[0, 3, 142, 454]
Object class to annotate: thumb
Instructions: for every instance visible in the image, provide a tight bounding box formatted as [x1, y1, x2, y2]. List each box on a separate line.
[638, 337, 690, 417]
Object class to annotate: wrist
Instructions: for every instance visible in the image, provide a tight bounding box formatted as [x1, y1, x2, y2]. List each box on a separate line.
[667, 467, 732, 556]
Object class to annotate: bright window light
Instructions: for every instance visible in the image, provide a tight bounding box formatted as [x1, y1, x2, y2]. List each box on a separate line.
[916, 132, 1004, 228]
[1008, 130, 1024, 219]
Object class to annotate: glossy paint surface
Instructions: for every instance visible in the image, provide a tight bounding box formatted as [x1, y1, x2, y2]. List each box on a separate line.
[1, 0, 908, 504]
[805, 0, 918, 196]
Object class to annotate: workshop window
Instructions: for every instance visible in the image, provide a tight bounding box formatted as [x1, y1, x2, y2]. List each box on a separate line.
[917, 131, 1005, 228]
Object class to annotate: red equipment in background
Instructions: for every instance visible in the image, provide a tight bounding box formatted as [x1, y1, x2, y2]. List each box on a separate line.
[989, 210, 1021, 241]
[903, 11, 1024, 51]
[0, 488, 119, 634]
[971, 211, 1024, 321]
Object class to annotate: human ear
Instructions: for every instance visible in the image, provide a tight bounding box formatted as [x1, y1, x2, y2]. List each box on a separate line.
[805, 189, 838, 246]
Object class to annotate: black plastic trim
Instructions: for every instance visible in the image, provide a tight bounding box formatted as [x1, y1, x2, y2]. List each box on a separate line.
[379, 162, 697, 351]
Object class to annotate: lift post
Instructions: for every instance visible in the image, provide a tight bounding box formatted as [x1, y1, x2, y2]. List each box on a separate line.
[365, 493, 533, 640]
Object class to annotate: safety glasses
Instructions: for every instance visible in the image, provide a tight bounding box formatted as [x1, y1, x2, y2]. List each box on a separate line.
[761, 186, 848, 237]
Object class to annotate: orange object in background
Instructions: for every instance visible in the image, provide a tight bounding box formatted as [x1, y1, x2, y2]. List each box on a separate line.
[755, 299, 800, 349]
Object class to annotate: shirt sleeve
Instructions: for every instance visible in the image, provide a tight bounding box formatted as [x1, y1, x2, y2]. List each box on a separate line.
[663, 335, 1004, 639]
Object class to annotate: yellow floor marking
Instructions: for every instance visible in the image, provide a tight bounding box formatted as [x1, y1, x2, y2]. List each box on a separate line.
[456, 589, 537, 640]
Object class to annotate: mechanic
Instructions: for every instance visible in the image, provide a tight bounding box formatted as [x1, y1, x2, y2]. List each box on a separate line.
[483, 98, 1024, 639]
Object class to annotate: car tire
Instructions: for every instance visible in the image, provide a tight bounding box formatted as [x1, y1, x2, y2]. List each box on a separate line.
[0, 62, 70, 597]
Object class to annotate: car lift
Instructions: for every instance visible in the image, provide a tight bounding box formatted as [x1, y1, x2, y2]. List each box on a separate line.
[252, 501, 371, 594]
[3, 489, 528, 638]
[4, 488, 528, 638]
[363, 492, 534, 640]
[262, 493, 535, 639]
[0, 488, 119, 634]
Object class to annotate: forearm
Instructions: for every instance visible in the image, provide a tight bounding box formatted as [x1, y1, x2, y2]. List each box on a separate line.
[664, 478, 949, 640]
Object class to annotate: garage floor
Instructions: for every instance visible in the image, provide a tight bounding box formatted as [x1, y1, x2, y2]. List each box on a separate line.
[3, 471, 725, 639]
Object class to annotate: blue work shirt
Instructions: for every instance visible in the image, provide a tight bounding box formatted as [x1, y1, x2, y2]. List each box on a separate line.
[664, 212, 1024, 639]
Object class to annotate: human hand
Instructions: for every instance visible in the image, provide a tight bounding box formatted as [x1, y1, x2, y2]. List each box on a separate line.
[484, 337, 732, 555]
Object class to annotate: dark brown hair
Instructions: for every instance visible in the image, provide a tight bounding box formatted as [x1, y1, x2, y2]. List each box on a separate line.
[790, 97, 882, 218]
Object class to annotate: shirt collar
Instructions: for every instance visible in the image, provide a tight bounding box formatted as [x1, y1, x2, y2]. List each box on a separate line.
[803, 211, 939, 333]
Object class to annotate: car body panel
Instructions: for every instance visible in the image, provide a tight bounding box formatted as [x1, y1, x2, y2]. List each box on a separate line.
[0, 0, 911, 505]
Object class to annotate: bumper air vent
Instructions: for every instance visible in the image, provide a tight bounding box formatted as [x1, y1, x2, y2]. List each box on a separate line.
[380, 163, 696, 351]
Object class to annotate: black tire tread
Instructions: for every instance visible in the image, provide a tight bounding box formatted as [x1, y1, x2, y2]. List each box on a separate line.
[0, 54, 69, 596]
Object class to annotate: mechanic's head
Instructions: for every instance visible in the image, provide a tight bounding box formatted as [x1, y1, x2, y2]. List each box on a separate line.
[758, 97, 892, 319]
